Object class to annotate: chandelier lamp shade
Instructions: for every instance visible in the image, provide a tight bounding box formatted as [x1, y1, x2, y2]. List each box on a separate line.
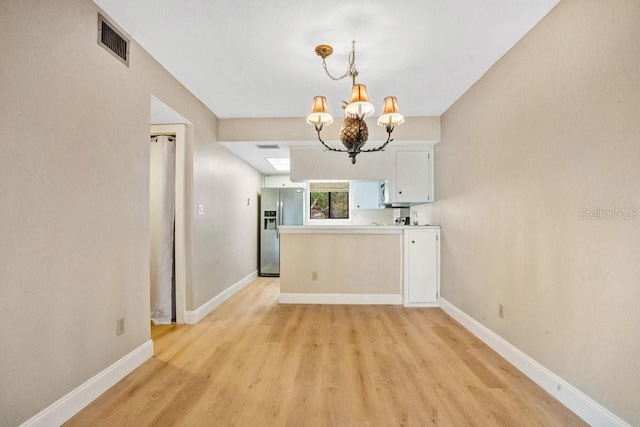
[306, 41, 404, 164]
[378, 96, 405, 127]
[345, 84, 374, 118]
[306, 95, 333, 127]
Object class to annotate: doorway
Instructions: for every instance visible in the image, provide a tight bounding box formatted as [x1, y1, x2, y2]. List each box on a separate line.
[150, 124, 186, 324]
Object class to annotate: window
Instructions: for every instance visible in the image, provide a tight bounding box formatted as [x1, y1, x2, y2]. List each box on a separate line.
[308, 182, 350, 221]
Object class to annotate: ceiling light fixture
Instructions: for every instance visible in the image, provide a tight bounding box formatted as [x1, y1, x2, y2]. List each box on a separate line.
[306, 41, 404, 164]
[266, 157, 290, 172]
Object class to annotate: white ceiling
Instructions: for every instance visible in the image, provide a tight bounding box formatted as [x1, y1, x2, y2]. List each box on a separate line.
[96, 0, 559, 172]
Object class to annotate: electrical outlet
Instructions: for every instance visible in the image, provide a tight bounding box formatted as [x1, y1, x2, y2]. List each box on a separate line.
[311, 271, 318, 281]
[498, 304, 504, 319]
[117, 318, 125, 335]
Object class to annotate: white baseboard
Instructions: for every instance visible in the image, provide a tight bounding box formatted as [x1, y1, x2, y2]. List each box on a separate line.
[184, 270, 257, 324]
[279, 293, 402, 305]
[439, 298, 630, 427]
[403, 301, 440, 308]
[21, 339, 153, 427]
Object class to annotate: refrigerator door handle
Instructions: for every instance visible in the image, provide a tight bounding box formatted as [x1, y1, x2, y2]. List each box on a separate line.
[279, 199, 284, 225]
[276, 200, 282, 239]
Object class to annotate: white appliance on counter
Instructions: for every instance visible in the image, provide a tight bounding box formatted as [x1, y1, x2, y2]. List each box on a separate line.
[260, 187, 304, 276]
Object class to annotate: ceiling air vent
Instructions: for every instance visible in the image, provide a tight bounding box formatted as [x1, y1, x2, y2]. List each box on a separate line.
[256, 144, 280, 150]
[98, 14, 129, 67]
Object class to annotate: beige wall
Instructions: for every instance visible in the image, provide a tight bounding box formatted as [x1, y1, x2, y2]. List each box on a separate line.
[0, 1, 261, 425]
[430, 0, 640, 423]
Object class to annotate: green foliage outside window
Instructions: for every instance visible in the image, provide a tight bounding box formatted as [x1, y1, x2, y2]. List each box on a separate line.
[309, 182, 349, 219]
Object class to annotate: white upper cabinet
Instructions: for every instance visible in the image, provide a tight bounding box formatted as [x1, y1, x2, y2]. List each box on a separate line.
[387, 147, 434, 207]
[289, 145, 435, 205]
[394, 151, 432, 204]
[353, 181, 384, 209]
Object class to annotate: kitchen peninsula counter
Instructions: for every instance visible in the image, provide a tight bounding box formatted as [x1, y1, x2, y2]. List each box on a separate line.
[278, 225, 440, 305]
[279, 225, 439, 233]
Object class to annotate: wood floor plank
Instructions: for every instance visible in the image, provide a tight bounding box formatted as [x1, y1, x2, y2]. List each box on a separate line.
[66, 278, 586, 426]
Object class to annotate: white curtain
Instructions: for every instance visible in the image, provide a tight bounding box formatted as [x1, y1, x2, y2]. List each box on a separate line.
[149, 136, 175, 325]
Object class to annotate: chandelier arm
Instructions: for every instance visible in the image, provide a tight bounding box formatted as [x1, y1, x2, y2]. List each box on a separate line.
[314, 124, 347, 153]
[359, 125, 395, 153]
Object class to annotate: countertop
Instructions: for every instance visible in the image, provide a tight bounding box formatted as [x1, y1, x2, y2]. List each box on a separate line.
[279, 225, 440, 235]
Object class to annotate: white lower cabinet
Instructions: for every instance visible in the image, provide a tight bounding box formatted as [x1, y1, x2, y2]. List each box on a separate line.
[403, 229, 440, 307]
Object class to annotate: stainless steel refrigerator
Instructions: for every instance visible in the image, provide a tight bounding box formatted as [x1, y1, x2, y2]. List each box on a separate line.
[260, 187, 305, 276]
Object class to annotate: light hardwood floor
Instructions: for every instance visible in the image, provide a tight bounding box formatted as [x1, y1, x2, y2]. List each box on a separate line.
[67, 278, 585, 426]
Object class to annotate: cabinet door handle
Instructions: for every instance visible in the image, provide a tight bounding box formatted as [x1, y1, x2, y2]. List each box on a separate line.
[412, 240, 415, 244]
[399, 191, 403, 194]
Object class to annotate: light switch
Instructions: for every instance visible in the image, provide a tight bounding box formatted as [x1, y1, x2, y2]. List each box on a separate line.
[197, 204, 204, 215]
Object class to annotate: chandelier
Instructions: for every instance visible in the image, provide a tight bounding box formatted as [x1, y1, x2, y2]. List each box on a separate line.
[306, 41, 404, 164]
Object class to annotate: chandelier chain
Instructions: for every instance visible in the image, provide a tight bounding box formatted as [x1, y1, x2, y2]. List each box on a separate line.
[321, 41, 358, 84]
